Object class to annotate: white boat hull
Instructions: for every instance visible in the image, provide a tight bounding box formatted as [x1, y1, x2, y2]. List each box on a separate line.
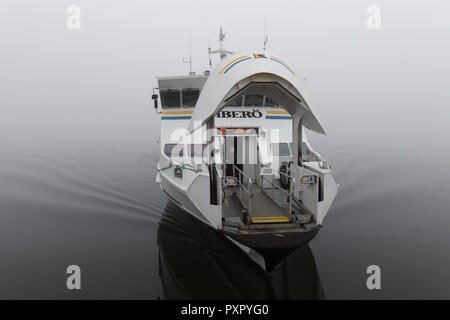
[158, 171, 211, 226]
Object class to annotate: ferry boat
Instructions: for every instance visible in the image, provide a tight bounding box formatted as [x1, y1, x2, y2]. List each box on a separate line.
[154, 30, 338, 261]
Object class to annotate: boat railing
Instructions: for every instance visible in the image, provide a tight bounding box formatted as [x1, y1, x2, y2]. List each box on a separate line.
[232, 165, 252, 217]
[258, 163, 295, 217]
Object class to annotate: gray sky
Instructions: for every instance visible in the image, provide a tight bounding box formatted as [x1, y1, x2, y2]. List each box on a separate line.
[0, 0, 449, 157]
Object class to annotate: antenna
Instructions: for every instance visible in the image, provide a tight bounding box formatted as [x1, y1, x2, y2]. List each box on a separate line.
[207, 36, 212, 67]
[263, 17, 268, 50]
[208, 46, 212, 67]
[208, 27, 234, 64]
[183, 34, 193, 75]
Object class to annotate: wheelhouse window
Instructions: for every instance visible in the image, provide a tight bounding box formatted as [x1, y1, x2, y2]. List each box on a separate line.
[164, 143, 184, 157]
[264, 96, 279, 107]
[188, 144, 207, 158]
[226, 96, 243, 107]
[244, 94, 264, 106]
[182, 89, 200, 107]
[289, 142, 309, 155]
[271, 143, 291, 157]
[160, 89, 181, 108]
[301, 142, 308, 154]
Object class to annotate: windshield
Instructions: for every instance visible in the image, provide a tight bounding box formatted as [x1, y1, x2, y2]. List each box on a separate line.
[182, 89, 200, 107]
[244, 94, 263, 106]
[271, 143, 291, 157]
[160, 90, 181, 108]
[164, 143, 184, 157]
[188, 144, 207, 157]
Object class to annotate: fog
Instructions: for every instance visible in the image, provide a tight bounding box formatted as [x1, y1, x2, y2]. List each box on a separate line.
[1, 0, 449, 156]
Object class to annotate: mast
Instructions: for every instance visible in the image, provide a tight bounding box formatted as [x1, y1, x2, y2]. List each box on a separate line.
[183, 34, 193, 75]
[263, 17, 268, 51]
[208, 27, 234, 64]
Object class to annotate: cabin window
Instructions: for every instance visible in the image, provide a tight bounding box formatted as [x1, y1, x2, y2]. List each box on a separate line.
[244, 94, 264, 106]
[164, 143, 184, 157]
[226, 96, 243, 107]
[288, 142, 309, 156]
[301, 142, 309, 154]
[160, 89, 181, 108]
[188, 144, 207, 157]
[264, 96, 279, 107]
[182, 88, 200, 107]
[271, 143, 291, 157]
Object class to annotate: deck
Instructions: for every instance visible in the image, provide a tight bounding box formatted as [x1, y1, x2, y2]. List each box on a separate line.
[222, 181, 313, 231]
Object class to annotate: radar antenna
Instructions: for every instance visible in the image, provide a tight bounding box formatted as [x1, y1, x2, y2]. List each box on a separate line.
[208, 27, 234, 64]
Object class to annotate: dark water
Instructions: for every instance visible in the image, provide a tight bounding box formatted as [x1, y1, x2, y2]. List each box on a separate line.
[0, 144, 323, 299]
[1, 140, 449, 299]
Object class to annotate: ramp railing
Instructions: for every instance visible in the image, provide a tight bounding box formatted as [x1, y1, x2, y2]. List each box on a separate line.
[232, 165, 253, 217]
[258, 163, 295, 217]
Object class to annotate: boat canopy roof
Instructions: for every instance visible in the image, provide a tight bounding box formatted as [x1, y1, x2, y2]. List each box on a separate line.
[188, 51, 326, 135]
[157, 75, 209, 90]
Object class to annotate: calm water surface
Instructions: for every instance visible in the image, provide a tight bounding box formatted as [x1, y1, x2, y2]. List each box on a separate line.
[1, 140, 449, 299]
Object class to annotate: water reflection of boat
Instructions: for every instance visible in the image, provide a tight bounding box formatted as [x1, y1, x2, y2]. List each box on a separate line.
[157, 202, 324, 300]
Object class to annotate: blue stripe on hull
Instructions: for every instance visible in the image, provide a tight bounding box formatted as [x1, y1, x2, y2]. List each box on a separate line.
[265, 115, 292, 120]
[161, 116, 192, 120]
[270, 58, 295, 74]
[223, 57, 252, 74]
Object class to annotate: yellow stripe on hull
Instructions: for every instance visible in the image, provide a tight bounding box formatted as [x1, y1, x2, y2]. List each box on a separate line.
[266, 110, 290, 115]
[220, 55, 250, 74]
[251, 216, 290, 224]
[270, 56, 296, 74]
[161, 111, 193, 115]
[163, 110, 288, 116]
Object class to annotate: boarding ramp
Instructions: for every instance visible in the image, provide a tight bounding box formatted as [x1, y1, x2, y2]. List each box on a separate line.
[222, 164, 310, 228]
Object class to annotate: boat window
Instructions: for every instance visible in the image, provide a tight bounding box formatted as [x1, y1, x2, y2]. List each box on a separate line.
[182, 88, 200, 107]
[302, 142, 309, 154]
[164, 143, 184, 157]
[160, 89, 181, 108]
[289, 142, 309, 154]
[188, 144, 207, 157]
[264, 96, 279, 107]
[271, 143, 291, 157]
[244, 94, 264, 106]
[226, 96, 243, 107]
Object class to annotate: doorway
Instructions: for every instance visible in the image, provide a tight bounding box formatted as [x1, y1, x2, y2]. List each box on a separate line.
[223, 128, 258, 181]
